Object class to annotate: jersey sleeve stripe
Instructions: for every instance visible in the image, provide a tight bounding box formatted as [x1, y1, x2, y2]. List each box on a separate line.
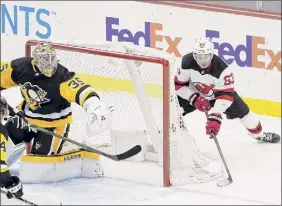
[78, 86, 97, 105]
[174, 76, 190, 91]
[75, 85, 91, 105]
[174, 76, 189, 85]
[75, 85, 99, 106]
[0, 164, 8, 173]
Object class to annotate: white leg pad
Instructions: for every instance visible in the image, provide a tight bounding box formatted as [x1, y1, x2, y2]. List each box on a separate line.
[20, 149, 103, 183]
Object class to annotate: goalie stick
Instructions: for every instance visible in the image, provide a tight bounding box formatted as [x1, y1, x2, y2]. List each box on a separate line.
[7, 105, 142, 161]
[1, 189, 38, 206]
[205, 112, 233, 187]
[31, 125, 142, 161]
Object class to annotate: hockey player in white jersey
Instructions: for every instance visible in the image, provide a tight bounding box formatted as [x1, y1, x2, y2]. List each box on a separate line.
[174, 37, 280, 143]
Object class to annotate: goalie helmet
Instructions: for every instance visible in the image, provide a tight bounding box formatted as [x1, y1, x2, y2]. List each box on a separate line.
[33, 42, 59, 77]
[0, 96, 9, 121]
[193, 37, 214, 69]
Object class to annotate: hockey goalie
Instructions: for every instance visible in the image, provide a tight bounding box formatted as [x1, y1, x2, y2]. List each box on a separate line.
[0, 42, 113, 182]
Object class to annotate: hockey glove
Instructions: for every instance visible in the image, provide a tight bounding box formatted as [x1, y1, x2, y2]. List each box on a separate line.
[205, 113, 222, 137]
[5, 176, 23, 199]
[9, 114, 32, 132]
[189, 93, 211, 112]
[83, 97, 113, 136]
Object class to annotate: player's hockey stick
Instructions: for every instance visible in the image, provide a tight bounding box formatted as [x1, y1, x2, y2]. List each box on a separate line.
[7, 105, 141, 161]
[205, 112, 233, 187]
[1, 189, 38, 206]
[30, 124, 142, 161]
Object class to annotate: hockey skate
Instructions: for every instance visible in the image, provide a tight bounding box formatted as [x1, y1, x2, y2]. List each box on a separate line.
[255, 132, 281, 143]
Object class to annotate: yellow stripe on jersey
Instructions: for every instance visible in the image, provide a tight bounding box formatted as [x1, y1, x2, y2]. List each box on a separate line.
[59, 74, 96, 106]
[79, 87, 95, 105]
[0, 62, 17, 89]
[0, 133, 8, 162]
[0, 164, 9, 173]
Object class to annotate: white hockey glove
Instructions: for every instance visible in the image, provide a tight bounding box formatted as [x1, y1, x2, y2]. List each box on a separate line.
[83, 96, 113, 136]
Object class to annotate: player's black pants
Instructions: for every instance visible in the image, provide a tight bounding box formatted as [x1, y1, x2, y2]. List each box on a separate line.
[178, 91, 250, 119]
[5, 122, 70, 155]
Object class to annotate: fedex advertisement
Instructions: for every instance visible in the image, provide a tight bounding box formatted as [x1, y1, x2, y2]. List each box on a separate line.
[106, 16, 182, 57]
[105, 16, 281, 72]
[206, 29, 281, 71]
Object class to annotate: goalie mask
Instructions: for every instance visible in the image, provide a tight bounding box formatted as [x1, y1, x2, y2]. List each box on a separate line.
[193, 37, 214, 69]
[0, 96, 9, 121]
[33, 42, 58, 77]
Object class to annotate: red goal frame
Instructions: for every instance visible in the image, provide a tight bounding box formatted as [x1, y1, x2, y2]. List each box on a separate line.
[25, 40, 172, 187]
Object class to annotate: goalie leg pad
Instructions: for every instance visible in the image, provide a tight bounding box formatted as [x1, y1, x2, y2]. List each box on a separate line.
[20, 149, 103, 183]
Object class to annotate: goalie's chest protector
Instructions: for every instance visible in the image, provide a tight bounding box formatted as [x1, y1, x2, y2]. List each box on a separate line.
[15, 63, 71, 114]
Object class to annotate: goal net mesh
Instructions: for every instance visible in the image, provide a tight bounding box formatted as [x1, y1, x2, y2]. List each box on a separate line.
[26, 40, 223, 186]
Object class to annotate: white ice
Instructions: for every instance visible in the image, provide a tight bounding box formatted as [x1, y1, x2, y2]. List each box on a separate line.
[1, 88, 281, 205]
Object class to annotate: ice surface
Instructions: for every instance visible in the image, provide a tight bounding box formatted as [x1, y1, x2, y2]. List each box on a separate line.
[1, 88, 281, 205]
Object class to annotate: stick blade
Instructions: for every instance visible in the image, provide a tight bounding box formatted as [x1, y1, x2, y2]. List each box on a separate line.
[216, 177, 233, 187]
[116, 145, 142, 160]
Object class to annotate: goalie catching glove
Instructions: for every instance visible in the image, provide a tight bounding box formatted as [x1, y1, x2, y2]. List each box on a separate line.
[83, 96, 113, 136]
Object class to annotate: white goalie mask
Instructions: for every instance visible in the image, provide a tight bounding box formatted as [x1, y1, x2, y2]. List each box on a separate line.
[0, 96, 9, 121]
[32, 42, 58, 77]
[193, 37, 214, 69]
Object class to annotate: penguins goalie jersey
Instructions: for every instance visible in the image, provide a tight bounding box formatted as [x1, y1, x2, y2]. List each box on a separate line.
[0, 57, 98, 128]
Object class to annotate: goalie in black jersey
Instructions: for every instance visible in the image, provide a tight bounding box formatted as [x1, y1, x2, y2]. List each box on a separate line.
[0, 42, 113, 164]
[0, 96, 23, 199]
[174, 37, 280, 143]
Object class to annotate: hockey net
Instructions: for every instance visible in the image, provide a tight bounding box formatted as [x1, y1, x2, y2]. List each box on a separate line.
[25, 40, 222, 186]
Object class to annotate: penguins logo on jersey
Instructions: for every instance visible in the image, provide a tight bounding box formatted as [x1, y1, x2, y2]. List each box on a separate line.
[20, 82, 50, 111]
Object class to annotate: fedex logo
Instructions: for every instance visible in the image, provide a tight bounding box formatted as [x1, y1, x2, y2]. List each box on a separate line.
[106, 17, 182, 57]
[206, 29, 281, 71]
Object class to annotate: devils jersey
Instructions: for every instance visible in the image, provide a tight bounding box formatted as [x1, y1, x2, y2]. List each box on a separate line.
[174, 53, 236, 114]
[0, 124, 13, 187]
[0, 57, 98, 128]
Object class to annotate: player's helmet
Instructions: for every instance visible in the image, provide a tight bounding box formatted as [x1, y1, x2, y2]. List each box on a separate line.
[0, 96, 9, 121]
[193, 37, 214, 69]
[33, 42, 58, 77]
